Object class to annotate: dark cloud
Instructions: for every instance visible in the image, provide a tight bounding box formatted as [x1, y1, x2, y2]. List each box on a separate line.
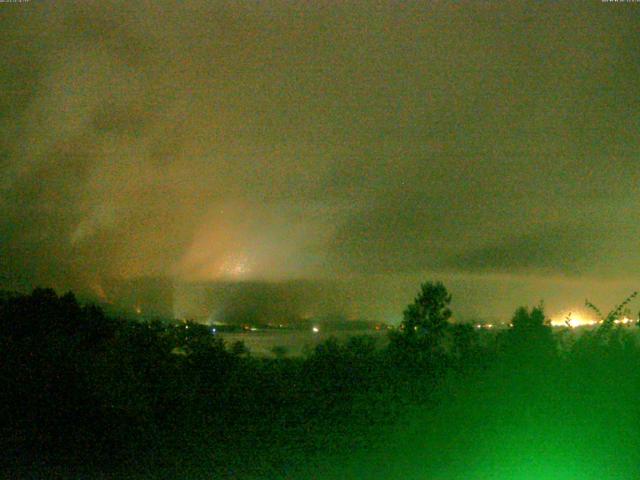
[442, 227, 606, 276]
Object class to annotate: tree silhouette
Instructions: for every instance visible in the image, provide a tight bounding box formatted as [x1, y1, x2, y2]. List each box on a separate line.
[448, 322, 480, 368]
[389, 281, 452, 368]
[502, 304, 555, 363]
[401, 281, 452, 340]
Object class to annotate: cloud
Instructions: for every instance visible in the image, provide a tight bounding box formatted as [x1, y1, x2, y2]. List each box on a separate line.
[441, 226, 605, 276]
[0, 1, 638, 317]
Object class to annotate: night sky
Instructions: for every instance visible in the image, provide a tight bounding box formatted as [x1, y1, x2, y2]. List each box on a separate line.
[1, 1, 638, 322]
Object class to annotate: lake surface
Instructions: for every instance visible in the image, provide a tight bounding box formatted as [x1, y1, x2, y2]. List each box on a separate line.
[215, 329, 389, 357]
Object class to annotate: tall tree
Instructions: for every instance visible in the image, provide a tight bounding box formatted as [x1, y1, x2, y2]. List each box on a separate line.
[389, 281, 453, 366]
[402, 281, 452, 341]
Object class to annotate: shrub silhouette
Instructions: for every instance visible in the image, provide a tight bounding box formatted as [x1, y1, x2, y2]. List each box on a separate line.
[500, 304, 556, 364]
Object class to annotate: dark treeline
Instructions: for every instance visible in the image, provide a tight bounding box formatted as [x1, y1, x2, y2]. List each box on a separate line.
[2, 283, 640, 479]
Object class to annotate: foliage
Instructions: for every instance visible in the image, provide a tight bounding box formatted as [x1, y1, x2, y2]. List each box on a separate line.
[500, 304, 556, 363]
[270, 344, 289, 359]
[586, 291, 638, 329]
[401, 281, 452, 339]
[388, 281, 453, 369]
[2, 284, 640, 479]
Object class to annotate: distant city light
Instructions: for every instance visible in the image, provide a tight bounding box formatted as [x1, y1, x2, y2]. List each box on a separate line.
[218, 253, 250, 278]
[548, 310, 638, 328]
[614, 317, 636, 326]
[551, 311, 598, 328]
[474, 323, 494, 329]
